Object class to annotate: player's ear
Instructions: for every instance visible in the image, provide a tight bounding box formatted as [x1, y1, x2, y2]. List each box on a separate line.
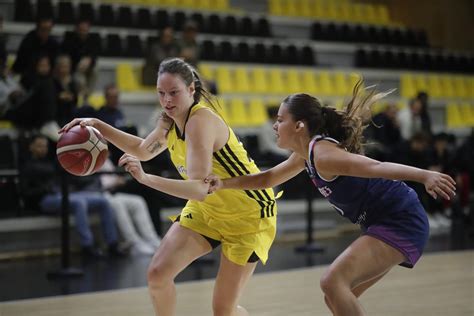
[296, 121, 305, 129]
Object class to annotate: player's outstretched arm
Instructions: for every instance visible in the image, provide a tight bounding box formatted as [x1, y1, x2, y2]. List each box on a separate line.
[119, 153, 210, 201]
[207, 153, 305, 192]
[314, 143, 456, 200]
[59, 114, 171, 161]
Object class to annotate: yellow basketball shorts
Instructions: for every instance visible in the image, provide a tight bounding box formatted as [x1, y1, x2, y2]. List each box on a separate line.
[174, 205, 277, 266]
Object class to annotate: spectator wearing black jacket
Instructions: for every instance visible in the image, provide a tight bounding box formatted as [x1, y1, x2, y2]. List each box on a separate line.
[12, 17, 59, 81]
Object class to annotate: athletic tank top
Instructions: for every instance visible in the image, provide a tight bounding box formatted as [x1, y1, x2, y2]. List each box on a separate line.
[167, 103, 276, 220]
[305, 135, 419, 226]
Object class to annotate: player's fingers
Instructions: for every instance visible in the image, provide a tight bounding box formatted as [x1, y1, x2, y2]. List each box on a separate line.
[443, 176, 456, 190]
[435, 186, 451, 200]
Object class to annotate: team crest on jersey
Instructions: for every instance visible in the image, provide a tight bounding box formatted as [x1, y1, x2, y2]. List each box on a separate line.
[177, 165, 187, 174]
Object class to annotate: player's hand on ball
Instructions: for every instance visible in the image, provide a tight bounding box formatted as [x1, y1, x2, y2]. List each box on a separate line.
[59, 118, 98, 133]
[423, 170, 456, 200]
[204, 174, 222, 193]
[119, 153, 147, 183]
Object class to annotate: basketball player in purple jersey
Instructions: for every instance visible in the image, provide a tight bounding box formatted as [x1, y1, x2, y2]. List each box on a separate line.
[207, 82, 456, 315]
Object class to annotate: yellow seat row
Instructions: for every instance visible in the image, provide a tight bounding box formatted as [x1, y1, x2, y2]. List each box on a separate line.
[116, 63, 155, 93]
[401, 73, 474, 99]
[209, 98, 269, 128]
[199, 64, 362, 97]
[103, 0, 230, 12]
[268, 0, 393, 26]
[446, 103, 474, 128]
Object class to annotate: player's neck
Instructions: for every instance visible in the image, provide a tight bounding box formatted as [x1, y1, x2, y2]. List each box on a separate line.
[290, 136, 311, 160]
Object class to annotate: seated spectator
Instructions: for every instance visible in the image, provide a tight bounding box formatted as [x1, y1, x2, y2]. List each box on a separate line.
[53, 55, 80, 126]
[142, 26, 179, 86]
[178, 22, 200, 68]
[365, 103, 401, 161]
[12, 17, 59, 82]
[397, 94, 432, 141]
[61, 19, 98, 97]
[21, 134, 128, 259]
[100, 158, 161, 256]
[2, 55, 59, 141]
[95, 84, 137, 163]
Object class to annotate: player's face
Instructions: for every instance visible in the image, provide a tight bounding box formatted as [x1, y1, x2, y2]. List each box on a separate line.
[273, 103, 295, 149]
[157, 72, 195, 119]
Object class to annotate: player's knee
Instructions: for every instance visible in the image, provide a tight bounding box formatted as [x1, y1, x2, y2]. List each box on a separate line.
[320, 270, 339, 296]
[147, 262, 173, 289]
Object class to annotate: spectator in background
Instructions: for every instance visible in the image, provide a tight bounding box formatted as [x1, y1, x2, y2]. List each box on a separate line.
[142, 26, 179, 86]
[0, 54, 26, 116]
[394, 132, 443, 231]
[95, 84, 137, 163]
[12, 17, 59, 82]
[52, 55, 79, 126]
[61, 19, 98, 97]
[365, 103, 401, 161]
[100, 158, 161, 256]
[21, 134, 127, 259]
[178, 21, 200, 68]
[258, 106, 290, 165]
[397, 94, 432, 140]
[3, 55, 59, 141]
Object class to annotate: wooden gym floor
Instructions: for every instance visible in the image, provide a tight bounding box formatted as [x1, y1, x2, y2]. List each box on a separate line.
[1, 250, 472, 316]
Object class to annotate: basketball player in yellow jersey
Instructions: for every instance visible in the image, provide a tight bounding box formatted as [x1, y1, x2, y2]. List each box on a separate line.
[60, 57, 277, 316]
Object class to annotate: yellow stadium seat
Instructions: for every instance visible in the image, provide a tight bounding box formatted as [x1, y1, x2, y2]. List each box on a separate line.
[228, 98, 248, 127]
[249, 68, 269, 94]
[446, 103, 464, 128]
[413, 75, 428, 94]
[459, 103, 474, 126]
[318, 71, 335, 96]
[400, 73, 416, 98]
[211, 0, 229, 10]
[213, 97, 229, 123]
[269, 0, 283, 15]
[348, 72, 362, 92]
[310, 1, 325, 19]
[87, 93, 106, 109]
[338, 3, 351, 21]
[427, 75, 443, 98]
[301, 70, 318, 94]
[268, 69, 285, 94]
[248, 99, 268, 126]
[352, 4, 365, 23]
[365, 4, 377, 24]
[298, 0, 312, 18]
[374, 5, 390, 24]
[283, 0, 298, 16]
[198, 63, 215, 81]
[334, 72, 350, 96]
[197, 0, 212, 10]
[286, 69, 301, 93]
[326, 2, 339, 20]
[440, 76, 455, 98]
[453, 76, 469, 98]
[116, 63, 140, 92]
[215, 67, 233, 94]
[234, 67, 251, 93]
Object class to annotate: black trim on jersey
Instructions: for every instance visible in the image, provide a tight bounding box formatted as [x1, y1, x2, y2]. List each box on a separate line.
[213, 146, 275, 218]
[175, 103, 198, 140]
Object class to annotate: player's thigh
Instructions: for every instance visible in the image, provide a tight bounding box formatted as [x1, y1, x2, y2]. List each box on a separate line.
[323, 235, 405, 289]
[213, 253, 257, 305]
[148, 222, 213, 280]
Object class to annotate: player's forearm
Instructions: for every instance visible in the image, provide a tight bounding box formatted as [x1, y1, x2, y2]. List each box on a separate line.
[222, 172, 272, 190]
[140, 174, 210, 201]
[369, 162, 428, 183]
[93, 120, 148, 159]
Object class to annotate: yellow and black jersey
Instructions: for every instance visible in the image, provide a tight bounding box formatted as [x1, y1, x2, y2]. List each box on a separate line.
[167, 103, 276, 220]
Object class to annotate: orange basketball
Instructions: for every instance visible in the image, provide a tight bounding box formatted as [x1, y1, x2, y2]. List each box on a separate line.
[56, 125, 109, 176]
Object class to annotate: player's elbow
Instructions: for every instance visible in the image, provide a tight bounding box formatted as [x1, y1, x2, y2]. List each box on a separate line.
[188, 181, 210, 202]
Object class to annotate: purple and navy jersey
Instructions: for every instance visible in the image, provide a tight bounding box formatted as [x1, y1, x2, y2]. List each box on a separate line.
[305, 135, 419, 227]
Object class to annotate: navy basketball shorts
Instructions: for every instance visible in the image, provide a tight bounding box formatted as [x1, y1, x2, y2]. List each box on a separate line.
[362, 199, 429, 268]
